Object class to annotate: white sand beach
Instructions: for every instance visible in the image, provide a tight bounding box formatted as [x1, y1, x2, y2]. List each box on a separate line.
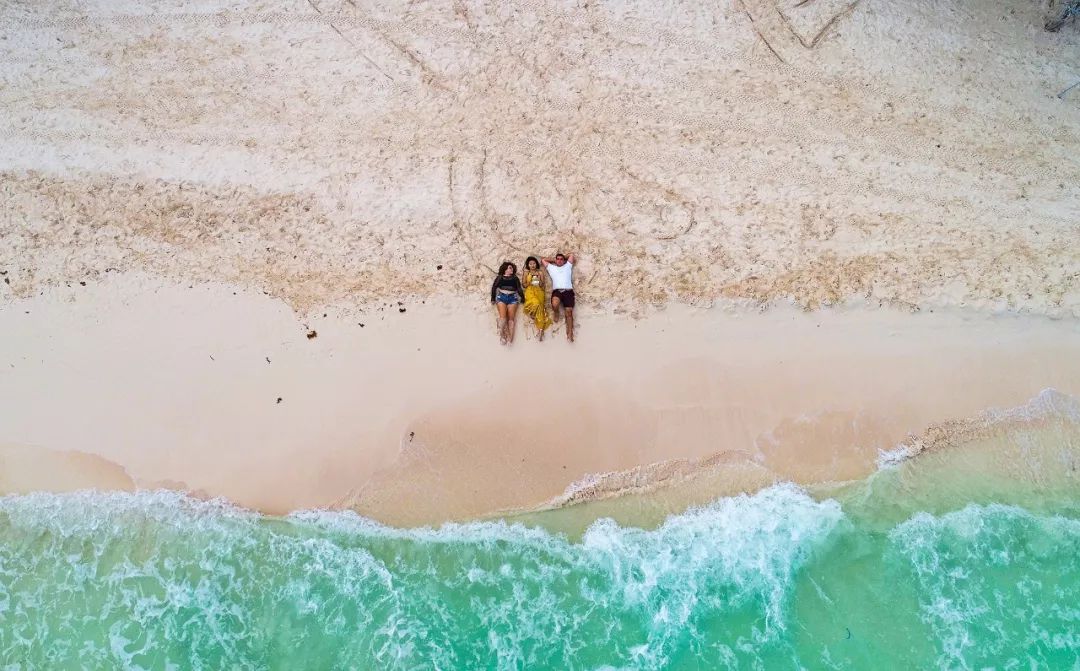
[1, 0, 1078, 523]
[1, 276, 1078, 524]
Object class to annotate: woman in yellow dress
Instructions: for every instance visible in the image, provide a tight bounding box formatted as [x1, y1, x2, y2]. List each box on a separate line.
[522, 256, 553, 341]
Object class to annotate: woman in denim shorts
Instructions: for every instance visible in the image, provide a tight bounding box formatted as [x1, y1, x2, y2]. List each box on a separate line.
[490, 261, 526, 345]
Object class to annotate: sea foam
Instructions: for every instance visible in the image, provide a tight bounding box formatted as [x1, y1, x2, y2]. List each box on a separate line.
[0, 484, 840, 670]
[1, 482, 1078, 669]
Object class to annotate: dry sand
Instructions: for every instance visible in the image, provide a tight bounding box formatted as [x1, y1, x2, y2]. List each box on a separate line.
[2, 0, 1079, 315]
[1, 0, 1079, 523]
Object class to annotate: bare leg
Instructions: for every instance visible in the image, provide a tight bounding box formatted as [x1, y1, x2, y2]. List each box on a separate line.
[506, 303, 519, 344]
[496, 302, 508, 344]
[565, 307, 575, 342]
[550, 295, 562, 323]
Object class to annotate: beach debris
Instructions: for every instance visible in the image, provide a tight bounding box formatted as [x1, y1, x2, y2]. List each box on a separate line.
[209, 355, 215, 361]
[399, 307, 407, 313]
[79, 281, 86, 286]
[408, 431, 415, 441]
[306, 329, 317, 339]
[276, 397, 282, 404]
[265, 357, 271, 364]
[358, 322, 365, 327]
[845, 627, 852, 639]
[1058, 79, 1080, 99]
[1045, 0, 1079, 31]
[436, 264, 443, 270]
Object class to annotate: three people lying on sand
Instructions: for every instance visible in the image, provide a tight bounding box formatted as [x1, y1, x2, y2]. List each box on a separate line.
[490, 252, 576, 345]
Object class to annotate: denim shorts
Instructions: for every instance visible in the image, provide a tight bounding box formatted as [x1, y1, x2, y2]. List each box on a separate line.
[495, 292, 520, 305]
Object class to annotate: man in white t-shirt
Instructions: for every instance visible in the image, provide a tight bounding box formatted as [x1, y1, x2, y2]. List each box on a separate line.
[542, 252, 576, 342]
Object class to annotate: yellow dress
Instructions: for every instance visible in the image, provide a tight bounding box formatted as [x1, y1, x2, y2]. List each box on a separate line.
[523, 270, 553, 332]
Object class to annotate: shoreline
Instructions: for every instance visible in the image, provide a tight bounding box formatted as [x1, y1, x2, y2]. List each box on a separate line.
[2, 275, 1078, 525]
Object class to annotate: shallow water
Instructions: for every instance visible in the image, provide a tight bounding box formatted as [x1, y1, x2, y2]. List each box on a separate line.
[3, 392, 1080, 670]
[2, 463, 1079, 670]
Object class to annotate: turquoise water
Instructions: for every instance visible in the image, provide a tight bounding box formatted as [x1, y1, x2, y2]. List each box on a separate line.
[2, 462, 1079, 670]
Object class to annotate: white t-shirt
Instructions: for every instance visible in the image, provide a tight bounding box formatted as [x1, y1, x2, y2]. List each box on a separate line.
[546, 261, 573, 290]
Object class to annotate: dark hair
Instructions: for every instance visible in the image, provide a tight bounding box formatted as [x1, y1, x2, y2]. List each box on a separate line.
[497, 261, 517, 276]
[525, 256, 540, 270]
[555, 252, 566, 260]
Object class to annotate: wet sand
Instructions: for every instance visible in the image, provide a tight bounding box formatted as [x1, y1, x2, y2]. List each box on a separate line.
[1, 275, 1077, 524]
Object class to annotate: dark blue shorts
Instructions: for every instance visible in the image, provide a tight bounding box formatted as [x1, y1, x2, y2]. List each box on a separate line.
[495, 292, 520, 305]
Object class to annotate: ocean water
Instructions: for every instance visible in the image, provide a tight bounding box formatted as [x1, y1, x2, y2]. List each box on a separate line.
[1, 414, 1079, 670]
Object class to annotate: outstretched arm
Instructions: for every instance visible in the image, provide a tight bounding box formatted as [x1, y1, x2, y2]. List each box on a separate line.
[540, 257, 552, 266]
[567, 253, 576, 264]
[516, 277, 525, 302]
[490, 277, 499, 303]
